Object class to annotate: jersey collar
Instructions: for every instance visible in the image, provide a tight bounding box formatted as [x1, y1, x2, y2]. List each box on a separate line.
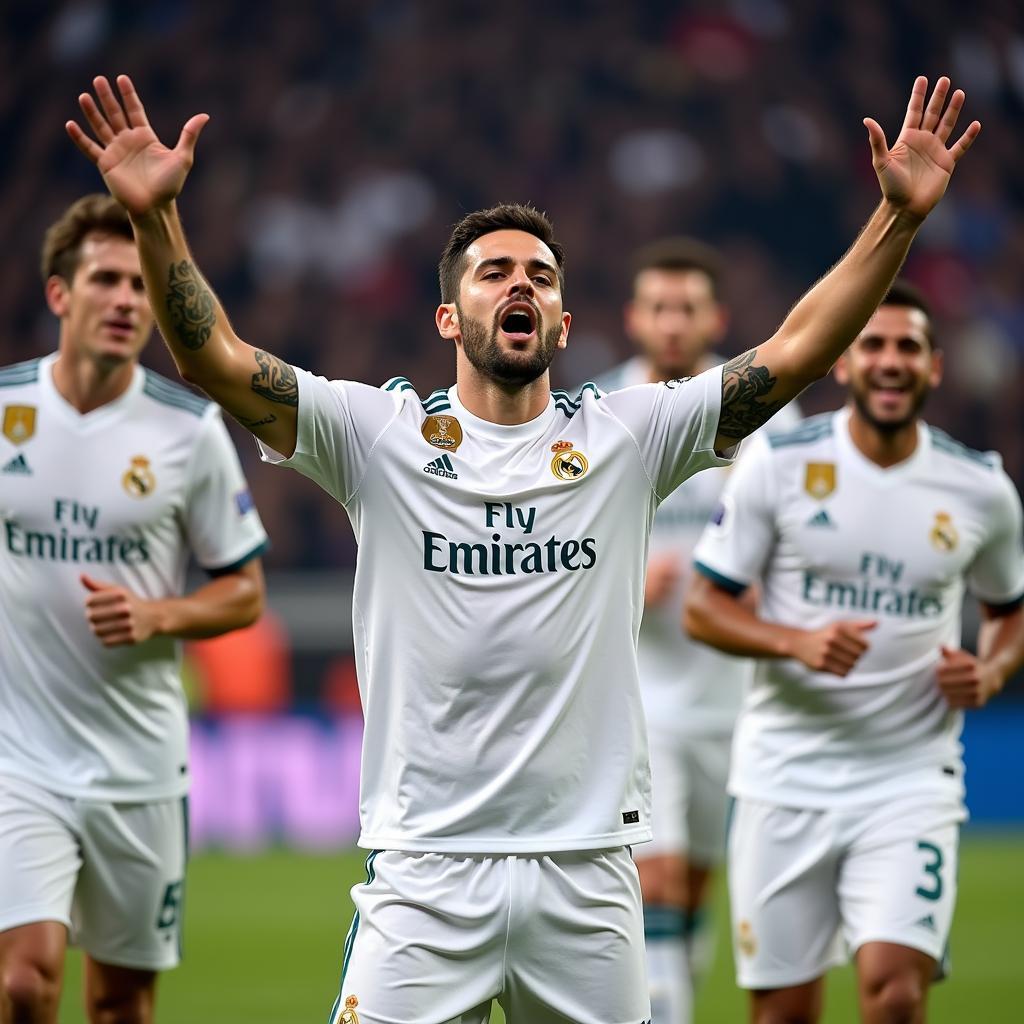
[834, 406, 931, 485]
[40, 352, 144, 432]
[447, 384, 559, 443]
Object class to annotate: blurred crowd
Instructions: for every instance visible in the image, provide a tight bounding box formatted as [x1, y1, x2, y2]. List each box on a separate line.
[3, 0, 1024, 569]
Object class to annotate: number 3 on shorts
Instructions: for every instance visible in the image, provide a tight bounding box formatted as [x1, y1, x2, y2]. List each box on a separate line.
[915, 841, 943, 901]
[156, 880, 183, 930]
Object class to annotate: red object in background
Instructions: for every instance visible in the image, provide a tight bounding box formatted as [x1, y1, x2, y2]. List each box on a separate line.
[187, 611, 292, 713]
[323, 654, 363, 716]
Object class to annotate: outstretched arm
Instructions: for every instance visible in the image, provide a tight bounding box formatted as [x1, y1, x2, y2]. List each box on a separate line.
[67, 75, 299, 457]
[714, 76, 980, 448]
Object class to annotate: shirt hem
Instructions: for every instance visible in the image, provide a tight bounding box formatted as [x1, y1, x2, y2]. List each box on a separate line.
[0, 764, 190, 804]
[356, 827, 653, 853]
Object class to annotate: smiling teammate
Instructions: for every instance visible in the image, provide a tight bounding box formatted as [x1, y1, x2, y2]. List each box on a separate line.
[68, 73, 978, 1023]
[0, 195, 267, 1024]
[686, 281, 1024, 1023]
[593, 239, 800, 1023]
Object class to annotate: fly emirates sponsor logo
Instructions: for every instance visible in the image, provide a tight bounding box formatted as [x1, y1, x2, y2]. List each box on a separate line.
[802, 551, 944, 619]
[422, 502, 598, 576]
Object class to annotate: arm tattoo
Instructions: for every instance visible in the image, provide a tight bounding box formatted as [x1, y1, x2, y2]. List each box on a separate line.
[166, 261, 215, 350]
[718, 348, 785, 440]
[251, 350, 298, 406]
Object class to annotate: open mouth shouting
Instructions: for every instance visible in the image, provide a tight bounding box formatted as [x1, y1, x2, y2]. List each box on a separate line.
[497, 301, 539, 343]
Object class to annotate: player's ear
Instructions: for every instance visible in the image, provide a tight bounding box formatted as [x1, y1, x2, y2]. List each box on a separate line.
[45, 275, 71, 318]
[436, 303, 459, 341]
[557, 310, 571, 350]
[929, 347, 944, 387]
[833, 353, 850, 386]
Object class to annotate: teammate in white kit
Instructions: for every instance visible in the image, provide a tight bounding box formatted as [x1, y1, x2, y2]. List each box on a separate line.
[594, 239, 799, 1024]
[686, 281, 1024, 1024]
[68, 72, 979, 1023]
[0, 195, 268, 1024]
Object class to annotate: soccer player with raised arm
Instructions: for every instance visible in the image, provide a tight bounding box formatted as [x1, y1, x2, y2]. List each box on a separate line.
[0, 196, 268, 1024]
[68, 73, 978, 1024]
[592, 239, 799, 1023]
[686, 281, 1024, 1024]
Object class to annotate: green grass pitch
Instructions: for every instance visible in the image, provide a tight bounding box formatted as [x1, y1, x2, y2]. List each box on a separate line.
[57, 835, 1023, 1022]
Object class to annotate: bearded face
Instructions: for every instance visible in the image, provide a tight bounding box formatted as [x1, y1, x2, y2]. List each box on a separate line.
[456, 299, 564, 387]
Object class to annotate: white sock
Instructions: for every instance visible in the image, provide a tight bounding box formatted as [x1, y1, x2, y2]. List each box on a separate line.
[645, 907, 693, 1024]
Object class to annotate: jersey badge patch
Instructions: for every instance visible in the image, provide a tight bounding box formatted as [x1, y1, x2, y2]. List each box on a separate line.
[2, 452, 32, 475]
[422, 414, 463, 452]
[423, 453, 458, 479]
[804, 462, 835, 500]
[122, 455, 157, 498]
[930, 511, 958, 552]
[551, 439, 573, 453]
[736, 919, 757, 957]
[551, 448, 589, 481]
[235, 488, 255, 515]
[2, 405, 36, 445]
[340, 994, 360, 1023]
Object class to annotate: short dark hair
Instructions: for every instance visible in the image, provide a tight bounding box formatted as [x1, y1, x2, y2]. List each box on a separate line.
[630, 237, 723, 299]
[41, 194, 133, 284]
[880, 279, 935, 347]
[438, 203, 565, 303]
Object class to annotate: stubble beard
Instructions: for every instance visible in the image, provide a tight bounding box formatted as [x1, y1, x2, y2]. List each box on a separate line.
[850, 380, 930, 434]
[457, 304, 562, 387]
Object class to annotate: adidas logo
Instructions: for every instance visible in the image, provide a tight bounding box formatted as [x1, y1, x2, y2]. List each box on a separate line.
[806, 509, 834, 528]
[914, 914, 937, 932]
[1, 453, 31, 475]
[423, 453, 458, 480]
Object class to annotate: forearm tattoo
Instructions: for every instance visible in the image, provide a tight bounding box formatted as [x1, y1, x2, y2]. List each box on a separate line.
[166, 261, 216, 350]
[251, 350, 298, 406]
[718, 348, 785, 440]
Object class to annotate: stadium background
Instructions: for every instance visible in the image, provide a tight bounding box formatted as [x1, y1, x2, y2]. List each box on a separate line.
[3, 0, 1023, 1019]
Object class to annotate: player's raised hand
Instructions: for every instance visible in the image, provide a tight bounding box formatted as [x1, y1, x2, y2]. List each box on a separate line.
[793, 619, 876, 677]
[81, 573, 163, 647]
[864, 76, 980, 221]
[936, 645, 1001, 709]
[66, 75, 208, 216]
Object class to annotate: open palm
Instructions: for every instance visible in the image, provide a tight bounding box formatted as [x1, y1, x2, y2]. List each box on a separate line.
[865, 76, 980, 220]
[67, 75, 208, 216]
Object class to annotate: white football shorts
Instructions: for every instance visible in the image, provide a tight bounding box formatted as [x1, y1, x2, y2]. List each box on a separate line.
[329, 847, 652, 1024]
[642, 725, 731, 864]
[0, 774, 188, 971]
[728, 794, 963, 989]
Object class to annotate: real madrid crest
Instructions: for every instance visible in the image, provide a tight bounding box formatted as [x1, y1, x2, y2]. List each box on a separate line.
[339, 994, 360, 1024]
[930, 511, 958, 552]
[422, 414, 463, 453]
[2, 405, 36, 445]
[736, 920, 757, 957]
[551, 445, 589, 481]
[122, 455, 156, 498]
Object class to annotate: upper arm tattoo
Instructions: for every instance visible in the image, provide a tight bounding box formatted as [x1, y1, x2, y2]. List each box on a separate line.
[166, 261, 215, 350]
[718, 348, 785, 441]
[251, 350, 298, 406]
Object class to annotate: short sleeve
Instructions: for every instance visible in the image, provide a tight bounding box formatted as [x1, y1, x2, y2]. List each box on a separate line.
[185, 410, 269, 574]
[966, 470, 1024, 609]
[256, 366, 401, 505]
[692, 434, 778, 593]
[600, 364, 734, 497]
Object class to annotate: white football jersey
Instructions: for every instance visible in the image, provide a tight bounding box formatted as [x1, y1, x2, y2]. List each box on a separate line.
[0, 354, 268, 801]
[259, 364, 732, 852]
[595, 357, 801, 737]
[693, 407, 1024, 808]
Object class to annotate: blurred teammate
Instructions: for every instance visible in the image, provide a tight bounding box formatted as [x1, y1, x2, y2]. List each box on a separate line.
[69, 73, 977, 1024]
[0, 195, 267, 1024]
[593, 239, 799, 1023]
[686, 281, 1024, 1023]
